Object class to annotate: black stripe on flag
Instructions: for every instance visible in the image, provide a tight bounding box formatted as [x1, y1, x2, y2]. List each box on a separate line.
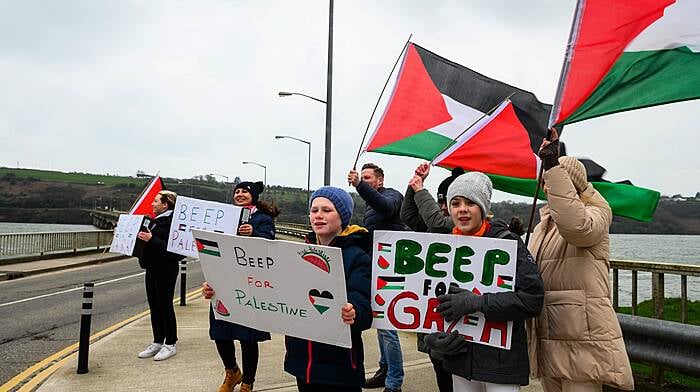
[196, 238, 218, 247]
[378, 276, 406, 282]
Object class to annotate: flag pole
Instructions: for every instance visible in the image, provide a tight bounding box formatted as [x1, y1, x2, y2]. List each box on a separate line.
[430, 92, 515, 166]
[352, 34, 412, 170]
[524, 130, 553, 246]
[547, 0, 585, 128]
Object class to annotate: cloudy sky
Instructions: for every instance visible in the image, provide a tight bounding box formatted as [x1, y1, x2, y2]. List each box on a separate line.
[1, 0, 698, 201]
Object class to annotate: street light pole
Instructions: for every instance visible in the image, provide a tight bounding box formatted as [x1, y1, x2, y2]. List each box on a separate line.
[325, 0, 333, 186]
[242, 161, 267, 186]
[275, 135, 311, 205]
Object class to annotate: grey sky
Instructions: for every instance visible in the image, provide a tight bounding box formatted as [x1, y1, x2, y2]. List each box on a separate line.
[1, 1, 698, 202]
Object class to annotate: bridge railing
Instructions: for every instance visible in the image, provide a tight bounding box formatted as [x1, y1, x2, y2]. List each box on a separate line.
[611, 259, 700, 324]
[275, 222, 310, 239]
[0, 230, 114, 258]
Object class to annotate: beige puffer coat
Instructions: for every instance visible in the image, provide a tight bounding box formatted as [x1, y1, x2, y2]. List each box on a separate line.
[527, 166, 634, 390]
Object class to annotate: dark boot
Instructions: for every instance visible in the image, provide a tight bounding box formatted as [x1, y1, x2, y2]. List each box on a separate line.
[364, 364, 388, 388]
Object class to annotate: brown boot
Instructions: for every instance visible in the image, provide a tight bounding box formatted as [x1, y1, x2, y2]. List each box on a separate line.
[239, 382, 253, 392]
[217, 368, 242, 392]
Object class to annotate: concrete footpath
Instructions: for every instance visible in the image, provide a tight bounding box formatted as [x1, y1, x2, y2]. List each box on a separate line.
[34, 294, 543, 391]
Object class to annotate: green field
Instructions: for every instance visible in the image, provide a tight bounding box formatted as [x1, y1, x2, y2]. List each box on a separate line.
[0, 167, 145, 186]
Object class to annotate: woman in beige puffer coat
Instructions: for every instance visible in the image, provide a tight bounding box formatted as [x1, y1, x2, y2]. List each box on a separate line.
[527, 140, 633, 392]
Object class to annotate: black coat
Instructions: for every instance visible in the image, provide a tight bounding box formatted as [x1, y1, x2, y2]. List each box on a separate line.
[209, 210, 275, 342]
[138, 212, 184, 269]
[356, 182, 407, 232]
[434, 219, 544, 385]
[284, 227, 372, 388]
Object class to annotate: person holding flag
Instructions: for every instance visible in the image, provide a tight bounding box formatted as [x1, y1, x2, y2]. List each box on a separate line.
[425, 172, 543, 392]
[136, 190, 185, 361]
[527, 132, 633, 392]
[202, 181, 279, 392]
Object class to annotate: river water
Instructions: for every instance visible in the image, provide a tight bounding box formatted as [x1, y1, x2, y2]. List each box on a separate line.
[1, 223, 697, 304]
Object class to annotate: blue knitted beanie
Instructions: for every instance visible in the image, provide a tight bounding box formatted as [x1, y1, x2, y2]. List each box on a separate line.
[309, 186, 354, 228]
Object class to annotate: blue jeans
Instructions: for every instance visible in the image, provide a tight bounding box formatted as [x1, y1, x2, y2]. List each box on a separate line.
[377, 329, 404, 389]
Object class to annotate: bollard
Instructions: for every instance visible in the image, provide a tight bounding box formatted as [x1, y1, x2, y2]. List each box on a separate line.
[179, 259, 187, 306]
[77, 282, 94, 374]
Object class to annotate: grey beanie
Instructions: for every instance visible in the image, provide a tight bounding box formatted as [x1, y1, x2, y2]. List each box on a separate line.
[446, 172, 493, 217]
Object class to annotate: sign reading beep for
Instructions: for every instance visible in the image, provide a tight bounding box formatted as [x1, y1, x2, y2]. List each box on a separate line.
[371, 230, 517, 350]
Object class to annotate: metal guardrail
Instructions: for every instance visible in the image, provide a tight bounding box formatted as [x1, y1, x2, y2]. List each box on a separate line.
[611, 259, 700, 324]
[0, 230, 113, 257]
[619, 313, 700, 378]
[275, 223, 309, 239]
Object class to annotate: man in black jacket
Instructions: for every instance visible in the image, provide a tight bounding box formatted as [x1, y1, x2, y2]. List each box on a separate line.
[348, 163, 405, 392]
[136, 190, 185, 361]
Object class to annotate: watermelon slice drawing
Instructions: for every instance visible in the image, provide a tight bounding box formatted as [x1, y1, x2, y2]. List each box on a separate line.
[214, 299, 230, 317]
[298, 247, 331, 273]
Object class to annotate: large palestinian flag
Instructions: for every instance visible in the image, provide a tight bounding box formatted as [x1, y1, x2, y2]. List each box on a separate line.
[550, 0, 700, 126]
[364, 43, 553, 164]
[363, 43, 660, 221]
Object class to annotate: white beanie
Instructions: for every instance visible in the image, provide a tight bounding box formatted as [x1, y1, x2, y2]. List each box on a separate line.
[446, 172, 493, 217]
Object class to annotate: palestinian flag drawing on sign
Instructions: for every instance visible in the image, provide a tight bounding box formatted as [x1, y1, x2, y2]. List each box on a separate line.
[364, 42, 660, 222]
[550, 0, 700, 126]
[195, 238, 221, 257]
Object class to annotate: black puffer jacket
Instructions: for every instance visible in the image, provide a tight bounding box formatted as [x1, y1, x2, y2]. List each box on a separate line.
[434, 219, 544, 385]
[138, 212, 184, 269]
[355, 182, 407, 232]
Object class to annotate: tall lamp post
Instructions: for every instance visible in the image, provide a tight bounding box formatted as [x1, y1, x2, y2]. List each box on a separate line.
[241, 161, 267, 186]
[275, 135, 311, 205]
[277, 0, 333, 186]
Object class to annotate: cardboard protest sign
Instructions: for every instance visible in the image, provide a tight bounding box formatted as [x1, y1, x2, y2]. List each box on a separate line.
[192, 229, 351, 348]
[110, 214, 149, 257]
[167, 196, 242, 258]
[371, 230, 517, 349]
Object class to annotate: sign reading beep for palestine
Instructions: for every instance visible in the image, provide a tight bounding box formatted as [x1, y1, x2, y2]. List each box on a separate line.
[192, 229, 351, 348]
[372, 231, 517, 350]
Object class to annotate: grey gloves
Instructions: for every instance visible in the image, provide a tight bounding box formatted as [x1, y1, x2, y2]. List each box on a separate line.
[436, 285, 485, 322]
[424, 330, 469, 357]
[539, 138, 560, 171]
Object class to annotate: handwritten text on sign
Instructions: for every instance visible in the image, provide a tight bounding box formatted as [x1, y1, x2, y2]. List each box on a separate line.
[167, 196, 242, 258]
[371, 230, 517, 350]
[193, 229, 351, 348]
[110, 214, 147, 257]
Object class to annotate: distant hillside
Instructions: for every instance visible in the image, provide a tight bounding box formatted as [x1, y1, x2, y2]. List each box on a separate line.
[0, 167, 698, 234]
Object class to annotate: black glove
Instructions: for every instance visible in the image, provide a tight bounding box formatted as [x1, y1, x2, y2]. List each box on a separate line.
[436, 285, 484, 322]
[538, 138, 560, 171]
[424, 330, 469, 355]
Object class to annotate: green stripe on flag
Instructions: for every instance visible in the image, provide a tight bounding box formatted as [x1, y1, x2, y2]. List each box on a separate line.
[486, 173, 660, 222]
[371, 131, 454, 161]
[561, 46, 700, 126]
[200, 249, 221, 257]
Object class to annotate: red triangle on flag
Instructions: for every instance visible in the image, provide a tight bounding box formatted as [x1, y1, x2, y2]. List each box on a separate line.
[129, 176, 164, 218]
[195, 240, 204, 252]
[434, 101, 538, 179]
[376, 277, 388, 290]
[497, 276, 504, 287]
[472, 287, 481, 295]
[366, 44, 452, 151]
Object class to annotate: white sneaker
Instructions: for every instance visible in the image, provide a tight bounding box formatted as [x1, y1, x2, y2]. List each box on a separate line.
[153, 343, 176, 361]
[138, 343, 163, 358]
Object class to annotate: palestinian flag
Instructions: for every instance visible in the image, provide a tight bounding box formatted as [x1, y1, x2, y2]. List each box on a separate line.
[377, 242, 392, 252]
[497, 275, 513, 291]
[373, 310, 385, 319]
[195, 238, 221, 257]
[129, 175, 164, 218]
[550, 0, 700, 126]
[376, 276, 405, 290]
[365, 43, 552, 162]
